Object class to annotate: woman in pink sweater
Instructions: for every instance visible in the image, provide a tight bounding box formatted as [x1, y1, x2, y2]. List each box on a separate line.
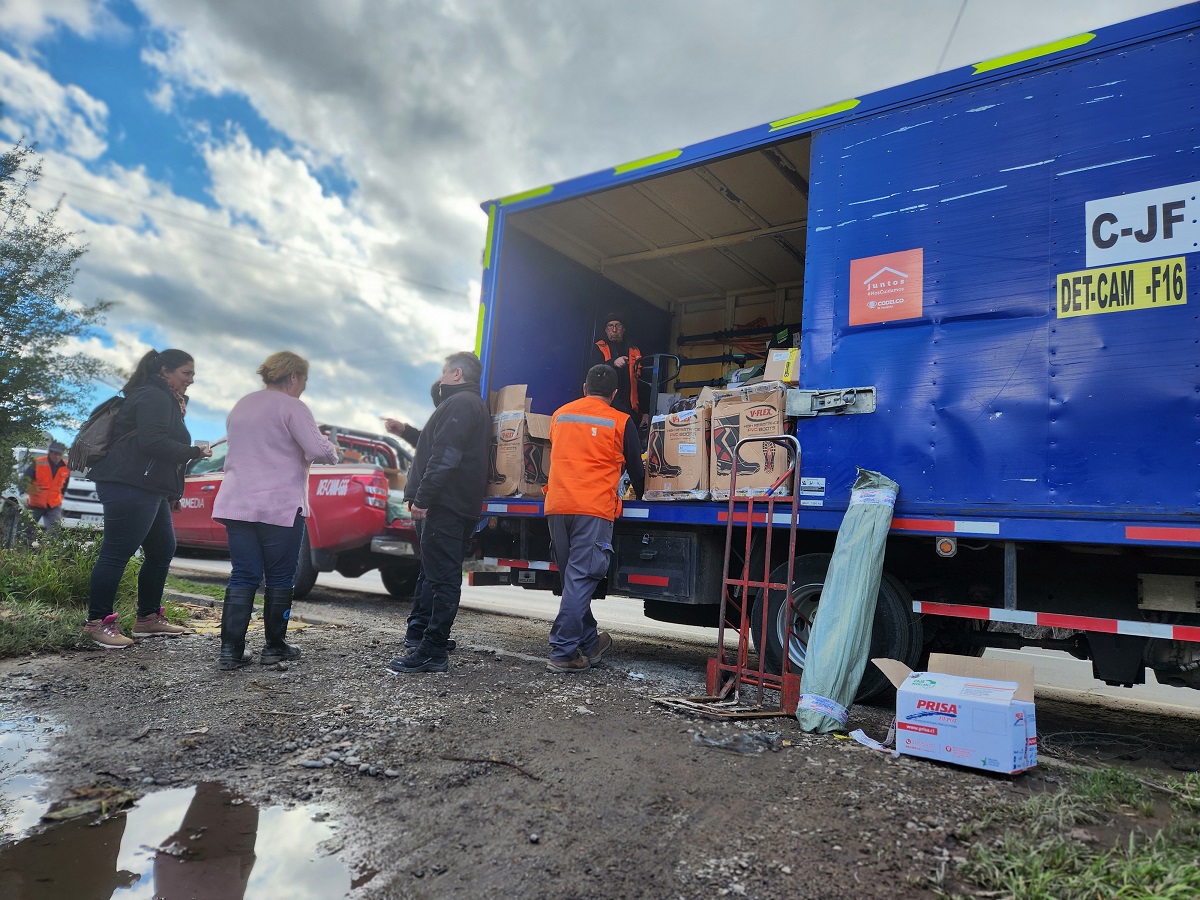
[213, 351, 338, 670]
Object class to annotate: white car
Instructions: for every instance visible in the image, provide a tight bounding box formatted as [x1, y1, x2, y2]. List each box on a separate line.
[61, 472, 104, 529]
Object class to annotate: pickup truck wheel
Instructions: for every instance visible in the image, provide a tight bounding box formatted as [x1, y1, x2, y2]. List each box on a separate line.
[380, 563, 420, 600]
[294, 527, 319, 599]
[750, 553, 923, 704]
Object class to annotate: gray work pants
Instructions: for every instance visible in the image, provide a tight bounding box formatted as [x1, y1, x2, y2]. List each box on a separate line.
[547, 514, 614, 661]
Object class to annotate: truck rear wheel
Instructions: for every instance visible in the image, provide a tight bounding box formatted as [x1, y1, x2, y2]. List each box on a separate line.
[294, 526, 319, 599]
[750, 553, 923, 704]
[380, 563, 421, 600]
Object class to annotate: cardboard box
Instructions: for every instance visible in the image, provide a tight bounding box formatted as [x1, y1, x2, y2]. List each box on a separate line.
[872, 653, 1037, 774]
[488, 385, 552, 497]
[644, 406, 710, 500]
[763, 347, 800, 384]
[709, 382, 793, 500]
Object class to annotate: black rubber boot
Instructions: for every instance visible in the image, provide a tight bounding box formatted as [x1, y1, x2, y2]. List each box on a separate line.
[219, 586, 256, 671]
[261, 586, 301, 665]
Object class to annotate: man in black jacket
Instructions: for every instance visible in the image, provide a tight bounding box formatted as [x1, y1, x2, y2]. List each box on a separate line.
[387, 352, 490, 674]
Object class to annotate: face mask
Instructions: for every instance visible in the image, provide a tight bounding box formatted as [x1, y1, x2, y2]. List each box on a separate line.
[432, 383, 444, 404]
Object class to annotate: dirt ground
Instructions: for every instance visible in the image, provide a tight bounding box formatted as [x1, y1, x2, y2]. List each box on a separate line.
[4, 577, 1200, 899]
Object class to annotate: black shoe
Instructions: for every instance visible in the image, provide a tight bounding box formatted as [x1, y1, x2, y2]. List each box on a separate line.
[261, 586, 301, 665]
[403, 637, 456, 651]
[387, 649, 449, 674]
[219, 586, 256, 671]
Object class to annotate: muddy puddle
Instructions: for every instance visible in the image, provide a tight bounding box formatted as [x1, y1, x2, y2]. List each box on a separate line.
[0, 778, 356, 899]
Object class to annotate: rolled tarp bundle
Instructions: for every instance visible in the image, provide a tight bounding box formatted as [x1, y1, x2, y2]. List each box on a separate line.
[795, 468, 899, 733]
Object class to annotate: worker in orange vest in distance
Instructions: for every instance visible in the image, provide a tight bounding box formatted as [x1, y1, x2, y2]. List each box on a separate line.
[591, 311, 649, 430]
[22, 441, 71, 528]
[543, 364, 645, 673]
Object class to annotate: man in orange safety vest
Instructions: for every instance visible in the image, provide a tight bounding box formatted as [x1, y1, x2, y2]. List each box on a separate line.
[591, 312, 649, 430]
[542, 365, 645, 673]
[23, 441, 71, 528]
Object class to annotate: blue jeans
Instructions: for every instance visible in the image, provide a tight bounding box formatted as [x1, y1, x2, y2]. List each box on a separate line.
[221, 514, 305, 590]
[88, 481, 177, 620]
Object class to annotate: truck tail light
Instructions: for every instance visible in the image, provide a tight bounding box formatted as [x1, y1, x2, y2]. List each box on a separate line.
[352, 473, 389, 509]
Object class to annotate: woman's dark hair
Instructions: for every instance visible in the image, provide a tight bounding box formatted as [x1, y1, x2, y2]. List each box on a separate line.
[122, 348, 194, 394]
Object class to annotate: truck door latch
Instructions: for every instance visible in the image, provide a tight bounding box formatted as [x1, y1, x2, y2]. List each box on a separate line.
[786, 387, 877, 417]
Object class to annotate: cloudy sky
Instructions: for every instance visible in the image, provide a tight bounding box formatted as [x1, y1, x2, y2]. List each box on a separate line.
[1, 0, 1183, 442]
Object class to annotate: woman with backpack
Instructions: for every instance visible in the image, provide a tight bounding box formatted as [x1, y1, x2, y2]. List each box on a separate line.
[84, 349, 212, 649]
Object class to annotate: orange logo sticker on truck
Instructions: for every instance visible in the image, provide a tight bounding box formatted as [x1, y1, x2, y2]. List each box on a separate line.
[849, 248, 924, 326]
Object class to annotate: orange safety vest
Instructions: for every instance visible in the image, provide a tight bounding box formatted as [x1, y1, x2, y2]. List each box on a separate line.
[544, 395, 630, 520]
[594, 340, 642, 414]
[28, 456, 70, 508]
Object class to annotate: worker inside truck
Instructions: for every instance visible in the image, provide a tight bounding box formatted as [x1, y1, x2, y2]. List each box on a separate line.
[590, 311, 651, 431]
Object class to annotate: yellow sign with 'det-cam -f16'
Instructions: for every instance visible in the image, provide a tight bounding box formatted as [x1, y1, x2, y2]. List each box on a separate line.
[1057, 257, 1187, 318]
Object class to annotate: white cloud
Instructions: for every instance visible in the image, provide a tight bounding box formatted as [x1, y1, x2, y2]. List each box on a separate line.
[0, 0, 112, 44]
[0, 49, 109, 158]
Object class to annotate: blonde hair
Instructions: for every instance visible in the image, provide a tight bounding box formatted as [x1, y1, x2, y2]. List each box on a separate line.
[257, 351, 309, 385]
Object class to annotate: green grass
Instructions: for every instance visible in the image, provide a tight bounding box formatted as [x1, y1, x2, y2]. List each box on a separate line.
[936, 765, 1200, 899]
[0, 521, 187, 656]
[165, 574, 225, 600]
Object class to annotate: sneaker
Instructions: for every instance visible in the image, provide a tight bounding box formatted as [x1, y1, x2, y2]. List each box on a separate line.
[83, 614, 133, 650]
[133, 608, 189, 637]
[586, 632, 613, 667]
[403, 638, 456, 652]
[546, 651, 591, 674]
[386, 650, 449, 675]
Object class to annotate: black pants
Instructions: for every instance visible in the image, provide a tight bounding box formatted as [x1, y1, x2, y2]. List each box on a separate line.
[405, 507, 476, 657]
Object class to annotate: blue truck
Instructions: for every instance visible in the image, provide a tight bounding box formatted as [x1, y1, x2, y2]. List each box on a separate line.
[471, 3, 1200, 699]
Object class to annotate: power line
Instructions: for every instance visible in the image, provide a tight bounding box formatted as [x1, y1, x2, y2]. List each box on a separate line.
[937, 0, 969, 73]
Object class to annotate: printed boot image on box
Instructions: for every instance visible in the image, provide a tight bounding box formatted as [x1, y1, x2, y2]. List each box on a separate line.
[645, 406, 710, 500]
[709, 383, 792, 500]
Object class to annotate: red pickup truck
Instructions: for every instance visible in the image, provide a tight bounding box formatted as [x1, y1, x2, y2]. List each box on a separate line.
[172, 426, 421, 599]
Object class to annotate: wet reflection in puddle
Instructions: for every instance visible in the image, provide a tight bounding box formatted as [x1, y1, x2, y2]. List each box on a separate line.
[0, 716, 56, 842]
[0, 782, 352, 899]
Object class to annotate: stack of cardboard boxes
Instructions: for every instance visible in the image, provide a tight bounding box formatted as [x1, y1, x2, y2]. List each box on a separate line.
[487, 384, 552, 497]
[490, 372, 796, 502]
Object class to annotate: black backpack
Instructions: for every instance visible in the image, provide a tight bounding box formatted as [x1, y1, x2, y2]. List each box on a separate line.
[68, 396, 130, 471]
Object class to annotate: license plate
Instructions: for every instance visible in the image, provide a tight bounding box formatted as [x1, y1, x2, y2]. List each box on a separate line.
[371, 538, 414, 556]
[82, 514, 104, 525]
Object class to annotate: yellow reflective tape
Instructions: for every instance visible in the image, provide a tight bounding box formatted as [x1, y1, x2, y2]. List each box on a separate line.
[613, 149, 683, 176]
[474, 301, 486, 357]
[482, 204, 496, 270]
[769, 99, 860, 132]
[973, 33, 1095, 74]
[499, 184, 553, 206]
[1056, 257, 1187, 318]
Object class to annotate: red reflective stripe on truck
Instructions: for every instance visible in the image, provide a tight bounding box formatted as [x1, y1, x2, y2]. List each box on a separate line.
[912, 602, 993, 620]
[1037, 613, 1117, 633]
[628, 573, 670, 587]
[1126, 525, 1200, 543]
[717, 510, 770, 524]
[891, 518, 956, 533]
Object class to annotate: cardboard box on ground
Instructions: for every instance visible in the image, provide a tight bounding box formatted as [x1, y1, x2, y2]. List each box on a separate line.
[645, 405, 710, 500]
[488, 385, 552, 498]
[868, 653, 1037, 775]
[709, 382, 794, 500]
